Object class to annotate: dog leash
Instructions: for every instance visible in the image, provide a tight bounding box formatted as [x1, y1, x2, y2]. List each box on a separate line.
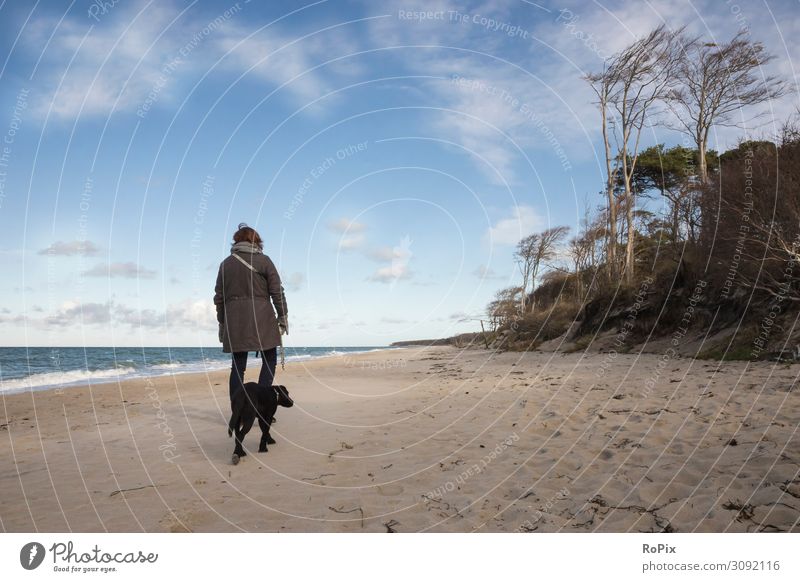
[233, 252, 287, 371]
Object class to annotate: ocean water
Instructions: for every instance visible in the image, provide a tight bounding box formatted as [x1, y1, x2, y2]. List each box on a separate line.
[0, 346, 388, 394]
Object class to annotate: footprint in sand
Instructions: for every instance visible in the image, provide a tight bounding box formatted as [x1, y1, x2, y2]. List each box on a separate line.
[377, 483, 404, 496]
[159, 509, 193, 532]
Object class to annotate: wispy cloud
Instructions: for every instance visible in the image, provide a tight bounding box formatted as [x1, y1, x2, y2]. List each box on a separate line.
[82, 262, 157, 279]
[338, 234, 366, 251]
[369, 263, 412, 283]
[27, 1, 184, 119]
[217, 21, 364, 104]
[25, 0, 362, 120]
[485, 204, 541, 246]
[38, 240, 100, 256]
[367, 245, 406, 262]
[45, 301, 112, 326]
[40, 299, 215, 330]
[367, 235, 413, 284]
[329, 217, 367, 251]
[328, 217, 367, 233]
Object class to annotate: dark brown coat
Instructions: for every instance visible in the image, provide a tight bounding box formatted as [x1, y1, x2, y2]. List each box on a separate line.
[214, 248, 287, 353]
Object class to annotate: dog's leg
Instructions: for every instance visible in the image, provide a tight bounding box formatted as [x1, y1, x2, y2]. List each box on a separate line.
[257, 385, 279, 451]
[258, 416, 275, 451]
[233, 413, 257, 463]
[232, 427, 246, 464]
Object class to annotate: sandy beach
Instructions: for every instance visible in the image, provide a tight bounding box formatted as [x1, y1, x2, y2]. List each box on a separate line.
[1, 346, 798, 532]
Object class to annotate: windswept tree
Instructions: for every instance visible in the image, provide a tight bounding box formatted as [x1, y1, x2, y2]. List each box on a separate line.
[585, 62, 621, 278]
[515, 226, 570, 312]
[667, 31, 787, 183]
[610, 25, 685, 282]
[514, 233, 540, 312]
[486, 286, 524, 330]
[587, 25, 685, 282]
[566, 206, 604, 300]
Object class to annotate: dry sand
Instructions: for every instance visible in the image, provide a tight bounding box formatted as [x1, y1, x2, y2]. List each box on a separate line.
[1, 346, 798, 532]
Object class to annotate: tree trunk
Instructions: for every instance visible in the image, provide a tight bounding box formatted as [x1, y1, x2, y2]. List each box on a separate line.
[698, 149, 707, 183]
[601, 104, 618, 279]
[697, 129, 708, 183]
[621, 138, 635, 284]
[625, 191, 635, 283]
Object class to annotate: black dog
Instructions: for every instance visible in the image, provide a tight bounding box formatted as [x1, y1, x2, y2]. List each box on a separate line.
[228, 382, 293, 465]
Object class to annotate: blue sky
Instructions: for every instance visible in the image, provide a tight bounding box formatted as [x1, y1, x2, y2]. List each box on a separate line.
[0, 0, 797, 347]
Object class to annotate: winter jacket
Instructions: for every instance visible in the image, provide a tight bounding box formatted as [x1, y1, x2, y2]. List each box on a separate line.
[214, 241, 287, 353]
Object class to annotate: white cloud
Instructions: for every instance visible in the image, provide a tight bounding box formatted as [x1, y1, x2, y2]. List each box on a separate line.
[164, 300, 217, 328]
[338, 234, 366, 251]
[38, 240, 100, 256]
[485, 205, 541, 246]
[27, 1, 184, 119]
[366, 244, 415, 262]
[82, 261, 157, 279]
[329, 217, 368, 251]
[328, 217, 367, 233]
[369, 263, 412, 283]
[40, 299, 216, 330]
[217, 22, 363, 104]
[367, 235, 413, 284]
[45, 301, 112, 326]
[25, 0, 362, 120]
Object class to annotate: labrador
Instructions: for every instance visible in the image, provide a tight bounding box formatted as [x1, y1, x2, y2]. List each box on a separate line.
[228, 383, 293, 464]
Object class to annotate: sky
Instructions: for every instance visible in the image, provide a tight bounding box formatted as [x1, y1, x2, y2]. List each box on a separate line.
[0, 0, 797, 347]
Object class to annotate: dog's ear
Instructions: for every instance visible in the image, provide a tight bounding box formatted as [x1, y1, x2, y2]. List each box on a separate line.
[275, 385, 293, 407]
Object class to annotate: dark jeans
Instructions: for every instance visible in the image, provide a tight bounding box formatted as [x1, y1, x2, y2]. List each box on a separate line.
[229, 348, 277, 401]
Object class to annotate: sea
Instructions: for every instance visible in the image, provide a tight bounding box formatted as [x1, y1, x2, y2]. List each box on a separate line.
[0, 346, 389, 394]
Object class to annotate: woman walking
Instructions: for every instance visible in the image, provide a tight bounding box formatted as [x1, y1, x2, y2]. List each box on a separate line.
[214, 224, 288, 401]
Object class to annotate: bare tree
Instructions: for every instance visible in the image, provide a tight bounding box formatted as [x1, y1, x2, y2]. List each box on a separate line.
[487, 286, 524, 330]
[568, 235, 591, 300]
[514, 233, 540, 312]
[608, 25, 685, 283]
[529, 226, 570, 310]
[585, 63, 621, 278]
[667, 31, 787, 183]
[514, 227, 570, 312]
[567, 204, 602, 300]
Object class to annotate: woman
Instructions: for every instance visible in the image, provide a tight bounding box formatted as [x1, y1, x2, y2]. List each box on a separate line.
[214, 224, 288, 401]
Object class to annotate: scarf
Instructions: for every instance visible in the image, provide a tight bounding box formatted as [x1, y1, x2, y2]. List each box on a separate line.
[231, 241, 262, 255]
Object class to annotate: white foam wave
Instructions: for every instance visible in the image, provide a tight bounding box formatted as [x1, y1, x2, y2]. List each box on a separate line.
[0, 348, 387, 393]
[0, 367, 136, 393]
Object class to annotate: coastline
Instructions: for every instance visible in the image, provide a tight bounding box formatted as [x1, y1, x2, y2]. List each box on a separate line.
[0, 346, 398, 396]
[1, 345, 798, 532]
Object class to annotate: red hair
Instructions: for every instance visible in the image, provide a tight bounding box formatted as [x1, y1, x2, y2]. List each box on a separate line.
[233, 224, 263, 250]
